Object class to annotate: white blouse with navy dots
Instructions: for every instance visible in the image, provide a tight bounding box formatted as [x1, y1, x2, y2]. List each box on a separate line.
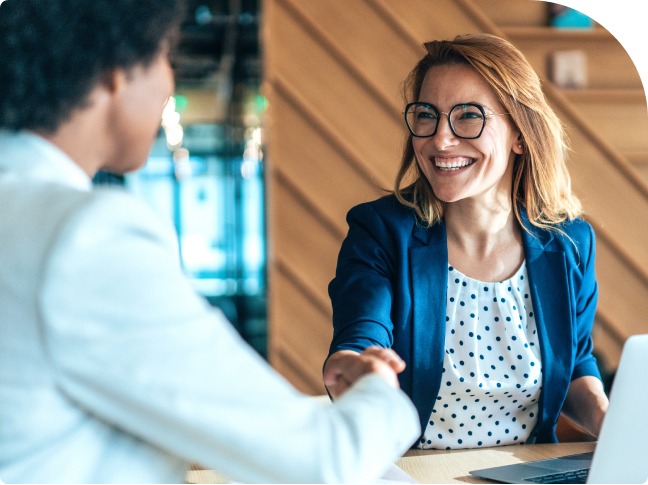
[418, 261, 543, 449]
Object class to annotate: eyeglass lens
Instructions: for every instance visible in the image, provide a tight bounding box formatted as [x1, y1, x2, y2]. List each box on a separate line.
[405, 103, 485, 138]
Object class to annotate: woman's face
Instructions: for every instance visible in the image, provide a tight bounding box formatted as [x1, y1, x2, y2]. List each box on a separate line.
[104, 51, 175, 174]
[412, 64, 522, 205]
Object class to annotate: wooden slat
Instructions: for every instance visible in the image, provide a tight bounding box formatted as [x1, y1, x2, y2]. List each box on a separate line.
[592, 314, 625, 371]
[271, 179, 343, 303]
[472, 0, 549, 27]
[268, 0, 405, 183]
[624, 152, 648, 165]
[565, 95, 648, 154]
[271, 270, 332, 394]
[269, 77, 390, 191]
[285, 0, 424, 110]
[503, 26, 613, 41]
[562, 88, 646, 103]
[376, 0, 485, 44]
[273, 344, 326, 395]
[593, 237, 648, 339]
[275, 256, 332, 319]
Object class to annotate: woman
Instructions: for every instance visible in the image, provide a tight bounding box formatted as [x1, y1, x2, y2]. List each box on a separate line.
[324, 34, 609, 449]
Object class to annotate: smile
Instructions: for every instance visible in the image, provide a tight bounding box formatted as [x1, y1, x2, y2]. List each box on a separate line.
[434, 157, 475, 171]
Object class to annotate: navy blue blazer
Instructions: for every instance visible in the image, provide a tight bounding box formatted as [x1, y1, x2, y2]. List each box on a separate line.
[328, 195, 601, 443]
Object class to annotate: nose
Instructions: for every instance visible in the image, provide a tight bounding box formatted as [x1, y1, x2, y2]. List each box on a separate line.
[432, 113, 460, 151]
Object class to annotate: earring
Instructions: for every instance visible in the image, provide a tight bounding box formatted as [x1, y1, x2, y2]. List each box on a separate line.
[518, 144, 522, 147]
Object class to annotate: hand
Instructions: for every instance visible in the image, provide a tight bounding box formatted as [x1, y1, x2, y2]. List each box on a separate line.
[561, 375, 609, 438]
[323, 347, 406, 400]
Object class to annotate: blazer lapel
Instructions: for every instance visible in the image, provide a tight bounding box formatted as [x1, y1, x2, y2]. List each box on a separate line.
[521, 216, 573, 442]
[409, 221, 448, 437]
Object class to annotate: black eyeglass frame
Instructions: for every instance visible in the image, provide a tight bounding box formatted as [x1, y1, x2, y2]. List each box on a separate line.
[404, 102, 508, 140]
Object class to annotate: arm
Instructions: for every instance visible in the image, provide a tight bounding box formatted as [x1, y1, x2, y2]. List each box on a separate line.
[328, 203, 400, 357]
[39, 192, 420, 484]
[561, 376, 609, 438]
[562, 223, 609, 438]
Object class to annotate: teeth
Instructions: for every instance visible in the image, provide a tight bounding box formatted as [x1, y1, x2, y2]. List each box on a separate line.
[435, 157, 474, 171]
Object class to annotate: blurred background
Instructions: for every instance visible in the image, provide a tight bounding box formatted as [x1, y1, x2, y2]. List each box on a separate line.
[95, 0, 648, 439]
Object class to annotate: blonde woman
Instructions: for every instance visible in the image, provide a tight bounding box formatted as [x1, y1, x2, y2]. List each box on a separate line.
[324, 34, 609, 449]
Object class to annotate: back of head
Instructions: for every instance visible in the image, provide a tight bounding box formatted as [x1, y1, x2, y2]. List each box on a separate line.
[396, 34, 581, 231]
[0, 0, 185, 134]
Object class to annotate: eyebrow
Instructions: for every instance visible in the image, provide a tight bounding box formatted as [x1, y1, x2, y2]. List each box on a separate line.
[418, 100, 496, 111]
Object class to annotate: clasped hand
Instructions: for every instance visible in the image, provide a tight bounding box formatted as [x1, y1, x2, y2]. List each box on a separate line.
[323, 347, 406, 400]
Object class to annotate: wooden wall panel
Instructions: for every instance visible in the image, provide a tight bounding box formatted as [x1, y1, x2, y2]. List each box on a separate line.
[268, 0, 405, 183]
[475, 0, 548, 27]
[272, 182, 343, 304]
[264, 0, 648, 394]
[566, 95, 648, 155]
[595, 239, 648, 339]
[296, 0, 425, 104]
[269, 92, 384, 226]
[384, 0, 485, 42]
[272, 270, 332, 395]
[560, 117, 648, 272]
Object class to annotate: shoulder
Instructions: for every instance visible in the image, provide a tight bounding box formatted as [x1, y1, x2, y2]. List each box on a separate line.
[535, 217, 595, 271]
[45, 187, 179, 264]
[552, 217, 594, 255]
[346, 194, 418, 234]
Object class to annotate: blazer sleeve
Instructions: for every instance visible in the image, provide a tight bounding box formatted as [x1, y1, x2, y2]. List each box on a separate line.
[571, 223, 602, 382]
[38, 191, 420, 484]
[328, 203, 399, 355]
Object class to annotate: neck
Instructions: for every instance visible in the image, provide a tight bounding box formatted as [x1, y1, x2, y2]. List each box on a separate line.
[444, 194, 520, 257]
[38, 88, 113, 178]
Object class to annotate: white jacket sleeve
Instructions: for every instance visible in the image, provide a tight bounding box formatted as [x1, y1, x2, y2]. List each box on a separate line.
[38, 191, 420, 484]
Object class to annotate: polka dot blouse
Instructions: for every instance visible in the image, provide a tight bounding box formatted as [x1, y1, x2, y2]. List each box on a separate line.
[418, 262, 543, 449]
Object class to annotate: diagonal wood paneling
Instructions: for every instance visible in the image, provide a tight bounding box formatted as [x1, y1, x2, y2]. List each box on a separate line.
[264, 0, 648, 393]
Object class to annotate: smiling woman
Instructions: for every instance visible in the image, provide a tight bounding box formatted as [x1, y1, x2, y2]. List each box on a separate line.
[323, 34, 610, 450]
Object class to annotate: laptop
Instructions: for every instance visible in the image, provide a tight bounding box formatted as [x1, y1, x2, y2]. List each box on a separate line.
[470, 334, 648, 484]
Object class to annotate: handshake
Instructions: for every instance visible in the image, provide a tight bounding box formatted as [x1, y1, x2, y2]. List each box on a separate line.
[323, 347, 406, 400]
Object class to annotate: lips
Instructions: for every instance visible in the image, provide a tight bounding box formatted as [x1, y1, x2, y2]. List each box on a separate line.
[434, 157, 475, 171]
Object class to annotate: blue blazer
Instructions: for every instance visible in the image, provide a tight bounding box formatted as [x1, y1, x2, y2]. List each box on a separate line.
[328, 195, 601, 443]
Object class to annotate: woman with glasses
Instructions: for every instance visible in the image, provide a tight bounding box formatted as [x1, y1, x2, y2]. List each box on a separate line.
[324, 34, 609, 450]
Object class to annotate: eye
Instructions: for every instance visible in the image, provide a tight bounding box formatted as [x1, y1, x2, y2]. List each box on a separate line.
[417, 111, 437, 120]
[460, 112, 483, 120]
[415, 106, 438, 121]
[456, 106, 484, 121]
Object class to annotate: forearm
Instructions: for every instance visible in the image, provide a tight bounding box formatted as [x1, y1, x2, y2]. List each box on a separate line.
[560, 375, 609, 437]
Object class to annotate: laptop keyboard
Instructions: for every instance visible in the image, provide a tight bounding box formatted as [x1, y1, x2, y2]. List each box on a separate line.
[524, 468, 589, 484]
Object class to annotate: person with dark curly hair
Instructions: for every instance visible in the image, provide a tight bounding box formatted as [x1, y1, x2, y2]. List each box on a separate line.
[0, 1, 419, 482]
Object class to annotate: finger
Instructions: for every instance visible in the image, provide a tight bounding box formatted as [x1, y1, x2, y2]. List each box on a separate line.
[323, 351, 370, 397]
[362, 357, 400, 390]
[362, 347, 406, 373]
[325, 376, 351, 401]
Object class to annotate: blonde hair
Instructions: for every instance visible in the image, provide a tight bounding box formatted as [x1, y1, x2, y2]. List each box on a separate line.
[394, 34, 582, 232]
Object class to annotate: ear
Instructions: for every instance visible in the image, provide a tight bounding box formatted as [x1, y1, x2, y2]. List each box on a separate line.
[512, 132, 524, 155]
[99, 69, 129, 96]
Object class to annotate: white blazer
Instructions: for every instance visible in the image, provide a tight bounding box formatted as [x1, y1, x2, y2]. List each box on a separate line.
[0, 131, 419, 484]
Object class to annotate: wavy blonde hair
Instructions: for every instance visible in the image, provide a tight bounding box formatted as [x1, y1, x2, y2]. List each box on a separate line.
[394, 34, 582, 231]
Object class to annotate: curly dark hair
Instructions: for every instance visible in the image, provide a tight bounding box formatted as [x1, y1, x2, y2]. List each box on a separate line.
[0, 0, 185, 133]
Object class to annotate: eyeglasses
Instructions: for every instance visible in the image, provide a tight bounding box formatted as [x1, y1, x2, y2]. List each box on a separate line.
[404, 102, 509, 139]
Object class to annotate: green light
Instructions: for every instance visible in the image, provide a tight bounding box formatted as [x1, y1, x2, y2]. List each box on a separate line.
[174, 95, 189, 113]
[255, 95, 268, 113]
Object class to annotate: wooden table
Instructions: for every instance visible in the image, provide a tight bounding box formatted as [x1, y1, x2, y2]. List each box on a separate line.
[397, 442, 595, 483]
[185, 441, 596, 483]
